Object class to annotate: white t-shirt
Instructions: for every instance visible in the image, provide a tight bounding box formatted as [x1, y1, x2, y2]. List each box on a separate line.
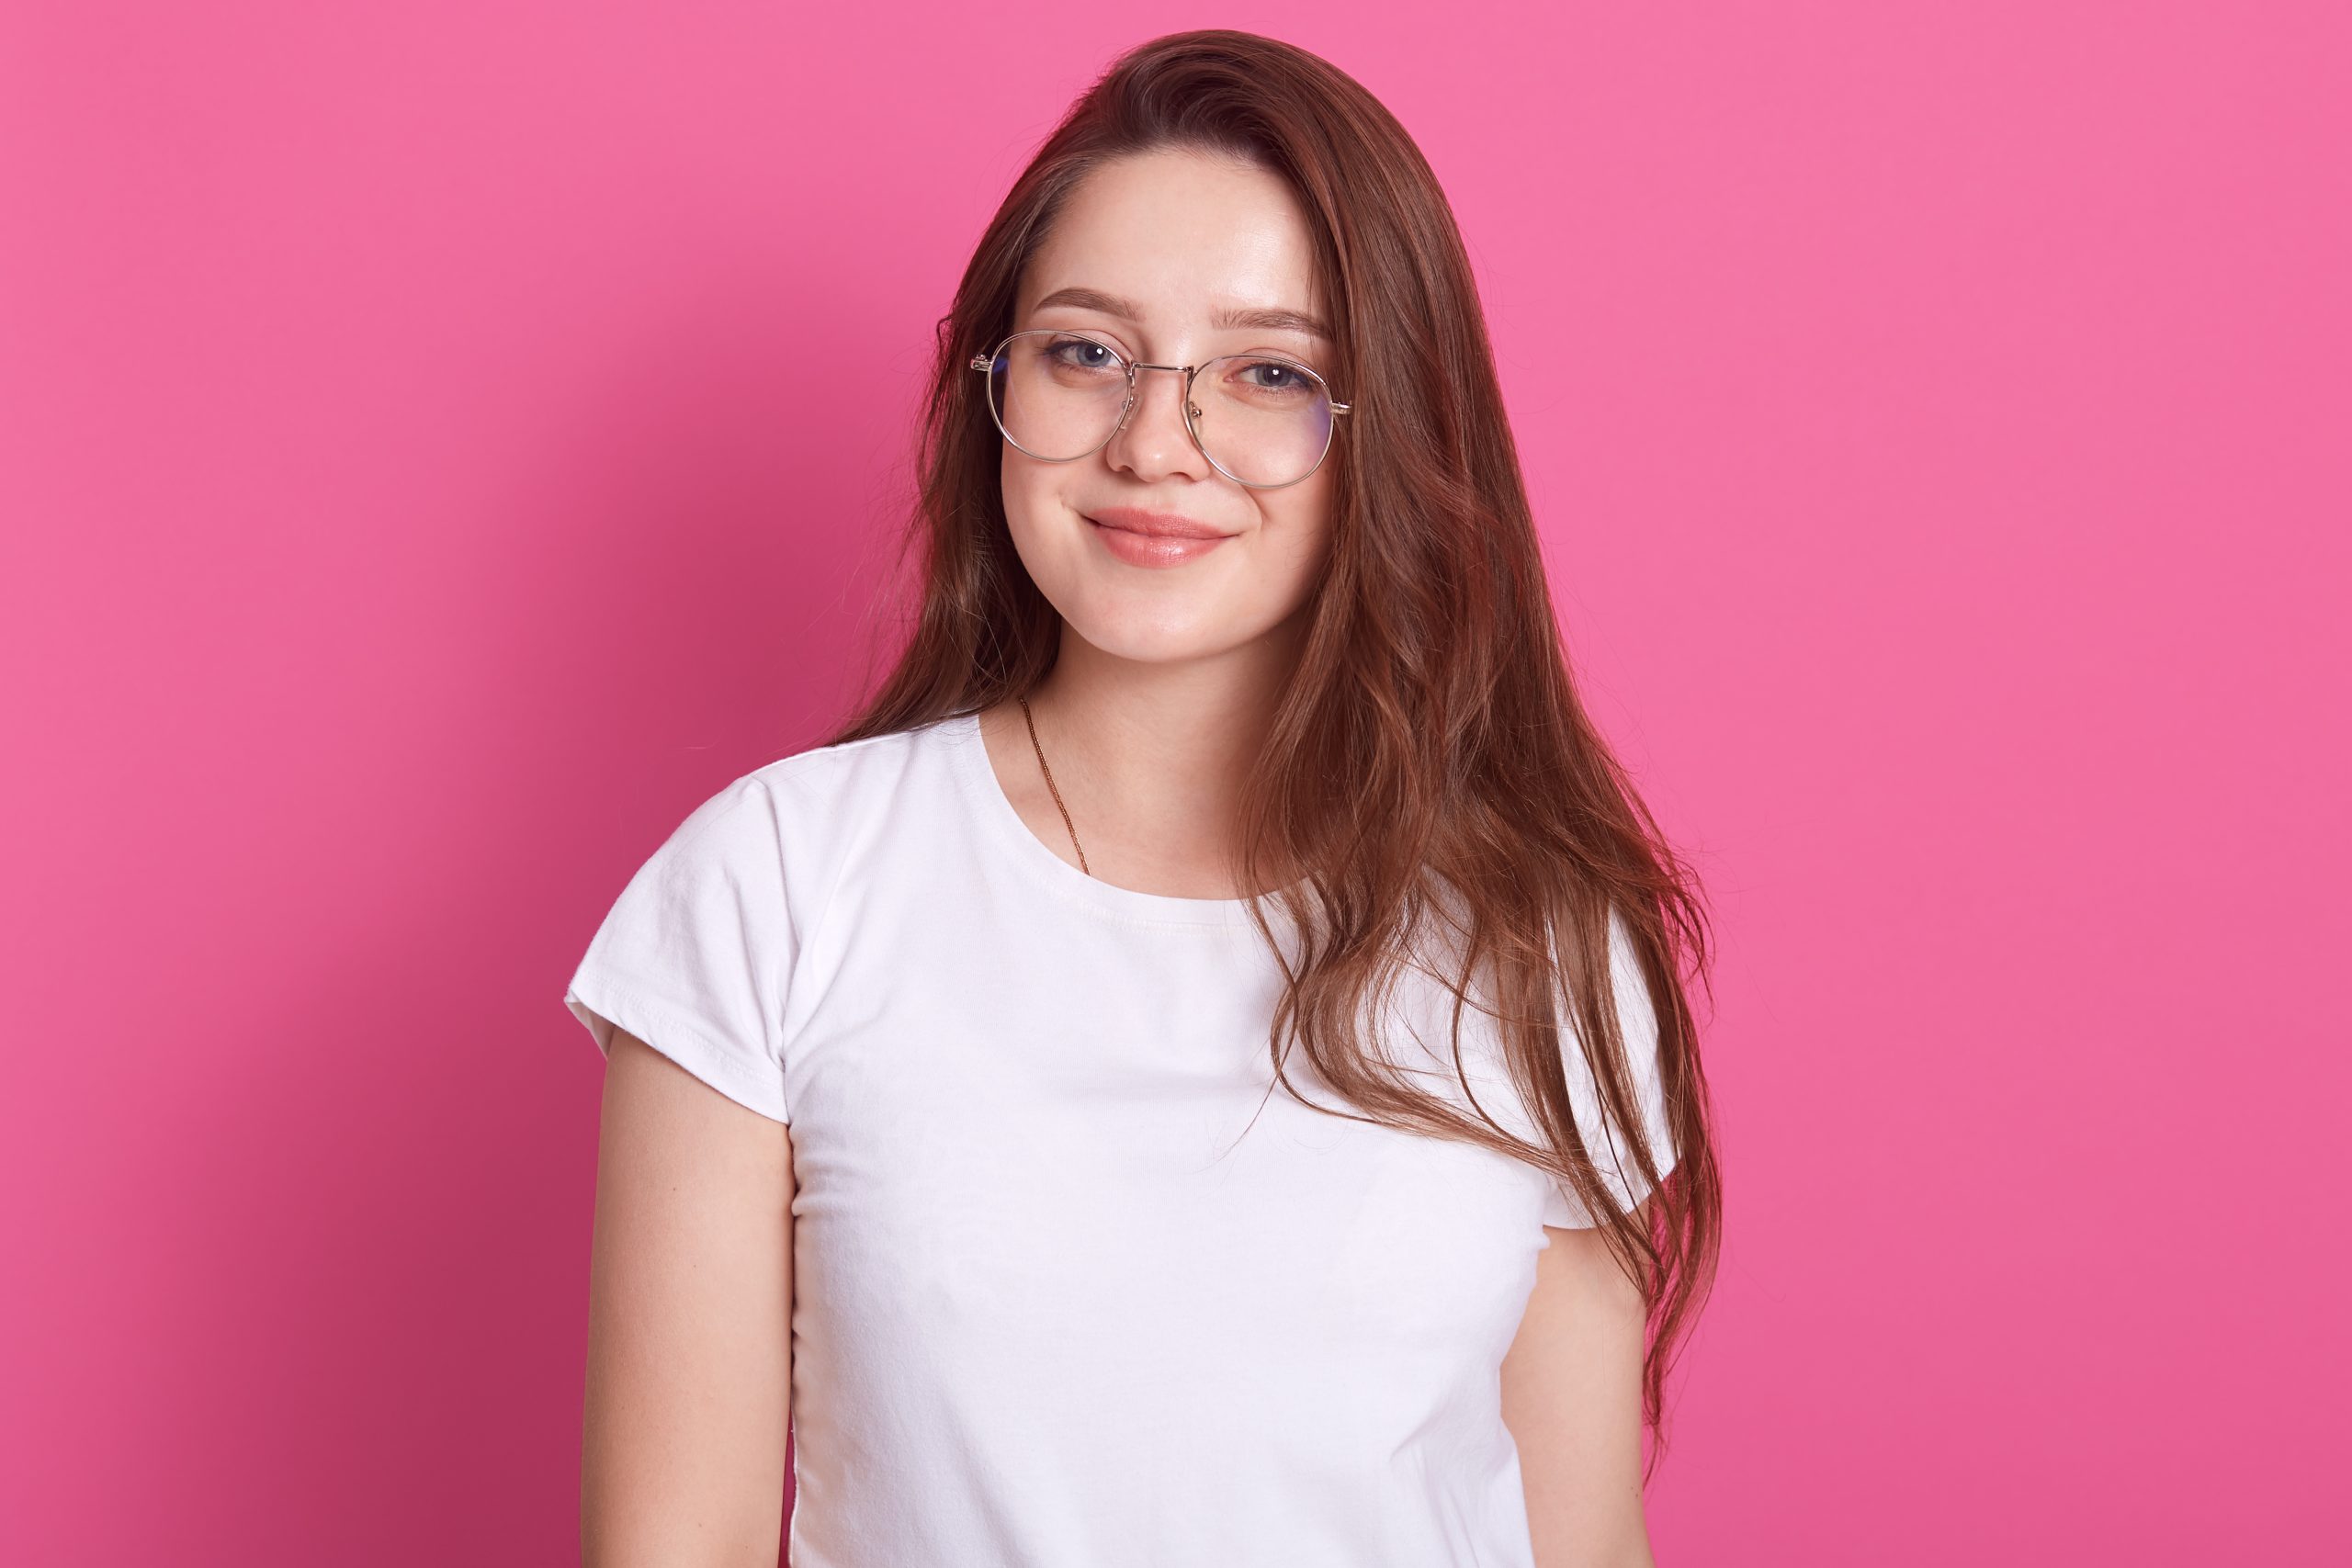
[563, 708, 1676, 1568]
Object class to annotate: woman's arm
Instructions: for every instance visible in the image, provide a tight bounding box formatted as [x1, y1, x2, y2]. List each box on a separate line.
[1501, 1217, 1657, 1568]
[582, 1029, 796, 1565]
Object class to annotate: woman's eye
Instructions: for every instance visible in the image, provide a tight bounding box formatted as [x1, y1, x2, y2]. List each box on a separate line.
[1228, 358, 1317, 398]
[1046, 338, 1117, 368]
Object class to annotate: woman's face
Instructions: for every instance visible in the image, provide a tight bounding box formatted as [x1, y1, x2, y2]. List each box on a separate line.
[997, 147, 1340, 666]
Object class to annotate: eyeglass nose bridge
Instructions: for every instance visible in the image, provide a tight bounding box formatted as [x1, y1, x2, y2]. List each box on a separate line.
[1116, 361, 1204, 428]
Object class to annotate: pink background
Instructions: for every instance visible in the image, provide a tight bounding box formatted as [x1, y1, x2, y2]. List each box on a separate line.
[5, 4, 2345, 1562]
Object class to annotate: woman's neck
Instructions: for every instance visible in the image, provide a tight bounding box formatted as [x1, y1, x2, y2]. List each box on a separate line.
[978, 629, 1302, 899]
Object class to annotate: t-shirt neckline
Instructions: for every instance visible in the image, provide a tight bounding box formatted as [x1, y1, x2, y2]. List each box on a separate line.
[937, 708, 1294, 932]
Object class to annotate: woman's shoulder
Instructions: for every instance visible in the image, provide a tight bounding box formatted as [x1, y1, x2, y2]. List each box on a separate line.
[695, 713, 967, 858]
[616, 716, 962, 931]
[741, 715, 943, 795]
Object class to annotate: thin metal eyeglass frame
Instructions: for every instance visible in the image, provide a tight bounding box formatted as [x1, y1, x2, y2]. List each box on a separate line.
[969, 328, 1351, 490]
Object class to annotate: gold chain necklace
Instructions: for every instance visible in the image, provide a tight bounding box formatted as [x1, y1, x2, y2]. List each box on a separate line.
[1016, 694, 1091, 876]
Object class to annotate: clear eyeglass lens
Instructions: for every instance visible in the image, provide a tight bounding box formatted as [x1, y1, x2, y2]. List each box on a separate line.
[988, 331, 1334, 487]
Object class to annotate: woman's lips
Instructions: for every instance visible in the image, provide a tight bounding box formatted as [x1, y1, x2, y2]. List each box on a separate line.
[1086, 512, 1234, 569]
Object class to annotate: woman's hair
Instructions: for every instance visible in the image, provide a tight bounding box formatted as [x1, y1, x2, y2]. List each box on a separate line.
[824, 28, 1721, 1474]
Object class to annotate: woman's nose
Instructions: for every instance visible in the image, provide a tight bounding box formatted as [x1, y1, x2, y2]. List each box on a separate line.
[1110, 365, 1208, 474]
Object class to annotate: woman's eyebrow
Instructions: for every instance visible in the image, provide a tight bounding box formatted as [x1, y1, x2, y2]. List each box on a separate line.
[1032, 285, 1333, 342]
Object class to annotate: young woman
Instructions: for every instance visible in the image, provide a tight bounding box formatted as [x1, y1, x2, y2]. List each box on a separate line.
[567, 28, 1719, 1568]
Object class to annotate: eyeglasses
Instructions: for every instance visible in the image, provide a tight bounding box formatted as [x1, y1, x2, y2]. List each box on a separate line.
[970, 329, 1351, 490]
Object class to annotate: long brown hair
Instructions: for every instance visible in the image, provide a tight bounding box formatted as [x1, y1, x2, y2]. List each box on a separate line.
[823, 28, 1721, 1476]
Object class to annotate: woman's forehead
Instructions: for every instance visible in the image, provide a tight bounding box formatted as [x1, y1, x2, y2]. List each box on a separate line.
[1020, 151, 1328, 326]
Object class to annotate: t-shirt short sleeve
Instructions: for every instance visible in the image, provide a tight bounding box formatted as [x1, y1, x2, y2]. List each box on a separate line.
[1541, 906, 1679, 1228]
[563, 773, 796, 1124]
